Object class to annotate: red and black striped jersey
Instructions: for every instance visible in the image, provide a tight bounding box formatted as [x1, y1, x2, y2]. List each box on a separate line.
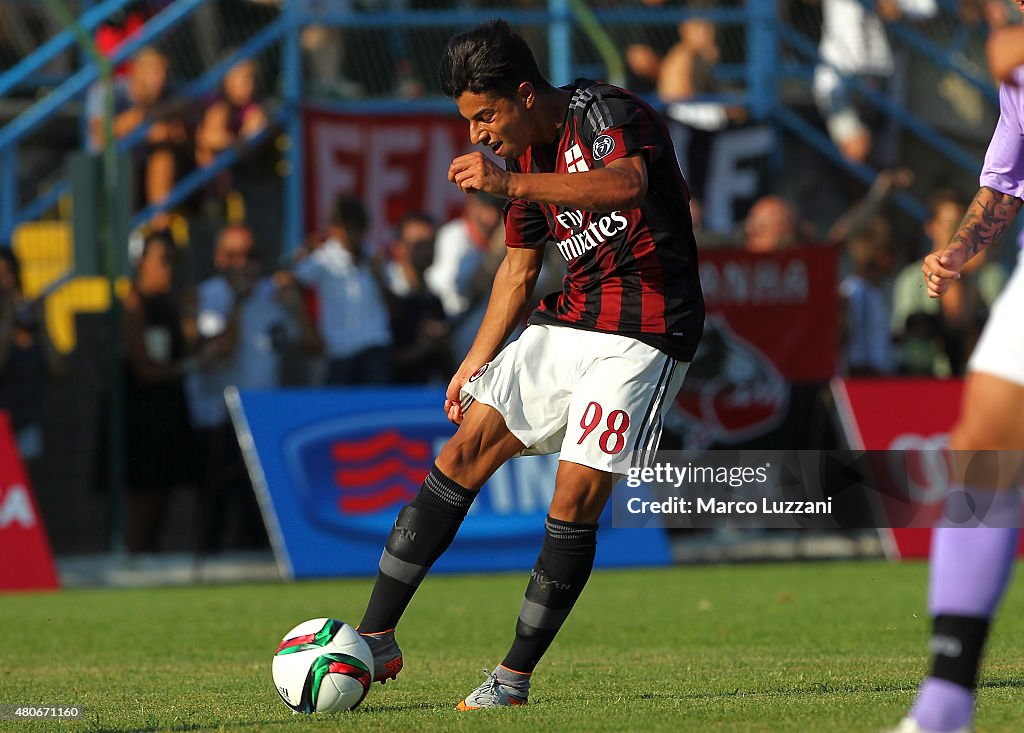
[505, 79, 704, 361]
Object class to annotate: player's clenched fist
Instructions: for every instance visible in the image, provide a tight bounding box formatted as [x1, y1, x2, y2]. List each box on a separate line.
[444, 371, 469, 425]
[449, 152, 511, 196]
[921, 248, 964, 298]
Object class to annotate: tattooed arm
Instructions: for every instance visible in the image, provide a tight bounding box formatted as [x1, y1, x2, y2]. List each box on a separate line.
[922, 186, 1022, 299]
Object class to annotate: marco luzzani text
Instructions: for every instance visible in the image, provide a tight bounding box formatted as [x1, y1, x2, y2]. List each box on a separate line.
[623, 462, 833, 516]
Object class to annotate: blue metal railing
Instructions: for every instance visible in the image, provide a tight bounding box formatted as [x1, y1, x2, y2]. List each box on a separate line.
[773, 106, 929, 223]
[853, 0, 998, 106]
[115, 15, 289, 156]
[0, 0, 138, 100]
[0, 0, 211, 244]
[5, 10, 290, 243]
[745, 0, 779, 121]
[0, 0, 207, 154]
[281, 0, 302, 260]
[778, 24, 982, 178]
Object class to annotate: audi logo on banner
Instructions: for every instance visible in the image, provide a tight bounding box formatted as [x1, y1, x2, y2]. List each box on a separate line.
[888, 433, 953, 506]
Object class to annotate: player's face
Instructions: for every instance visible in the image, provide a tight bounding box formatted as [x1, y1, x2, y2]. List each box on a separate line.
[456, 86, 532, 159]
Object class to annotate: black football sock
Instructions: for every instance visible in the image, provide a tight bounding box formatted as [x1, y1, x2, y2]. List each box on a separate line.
[359, 465, 476, 633]
[500, 516, 598, 675]
[929, 614, 991, 691]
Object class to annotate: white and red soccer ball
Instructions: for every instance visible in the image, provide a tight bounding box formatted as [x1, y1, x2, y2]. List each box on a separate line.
[272, 618, 373, 713]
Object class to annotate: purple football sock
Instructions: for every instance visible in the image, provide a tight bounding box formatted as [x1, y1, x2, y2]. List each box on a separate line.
[911, 488, 1019, 732]
[911, 678, 976, 732]
[929, 526, 1017, 617]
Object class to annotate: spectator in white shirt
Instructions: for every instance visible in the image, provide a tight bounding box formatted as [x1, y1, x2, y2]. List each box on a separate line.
[425, 191, 505, 359]
[810, 0, 933, 165]
[292, 196, 393, 385]
[185, 224, 318, 552]
[426, 191, 504, 320]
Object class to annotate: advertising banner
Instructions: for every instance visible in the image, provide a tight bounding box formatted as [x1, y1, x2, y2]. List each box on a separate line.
[304, 109, 781, 248]
[829, 378, 1004, 559]
[0, 412, 59, 591]
[673, 245, 840, 448]
[228, 387, 671, 579]
[304, 108, 476, 247]
[666, 118, 776, 234]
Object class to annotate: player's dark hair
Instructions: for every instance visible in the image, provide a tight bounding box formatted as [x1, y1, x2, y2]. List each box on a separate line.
[438, 19, 551, 99]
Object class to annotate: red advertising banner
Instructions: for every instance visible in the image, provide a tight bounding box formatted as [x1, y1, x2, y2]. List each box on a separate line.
[302, 107, 800, 258]
[672, 245, 840, 447]
[304, 107, 476, 247]
[833, 379, 963, 453]
[833, 378, 960, 559]
[0, 412, 59, 590]
[829, 378, 1024, 560]
[699, 245, 840, 382]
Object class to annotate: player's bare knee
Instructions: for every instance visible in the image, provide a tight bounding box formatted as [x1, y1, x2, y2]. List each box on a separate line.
[435, 416, 521, 490]
[548, 494, 596, 523]
[435, 432, 480, 486]
[550, 466, 613, 523]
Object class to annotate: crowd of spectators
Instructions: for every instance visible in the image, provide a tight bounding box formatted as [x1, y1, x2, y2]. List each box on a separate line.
[5, 188, 516, 554]
[167, 193, 513, 554]
[712, 172, 1010, 380]
[83, 40, 269, 229]
[0, 182, 513, 554]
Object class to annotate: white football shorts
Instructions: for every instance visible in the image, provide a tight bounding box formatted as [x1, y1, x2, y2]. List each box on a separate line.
[460, 324, 689, 474]
[969, 249, 1024, 386]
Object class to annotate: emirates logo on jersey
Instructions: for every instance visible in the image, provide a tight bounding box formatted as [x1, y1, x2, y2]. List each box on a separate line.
[592, 134, 615, 160]
[554, 210, 629, 262]
[563, 144, 589, 173]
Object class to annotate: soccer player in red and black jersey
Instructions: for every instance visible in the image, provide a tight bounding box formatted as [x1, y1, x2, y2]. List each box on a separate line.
[356, 19, 703, 709]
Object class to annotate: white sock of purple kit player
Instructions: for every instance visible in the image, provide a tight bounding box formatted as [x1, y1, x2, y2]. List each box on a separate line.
[910, 488, 1020, 732]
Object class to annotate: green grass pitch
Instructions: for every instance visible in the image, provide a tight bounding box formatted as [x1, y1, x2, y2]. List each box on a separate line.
[2, 560, 1022, 732]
